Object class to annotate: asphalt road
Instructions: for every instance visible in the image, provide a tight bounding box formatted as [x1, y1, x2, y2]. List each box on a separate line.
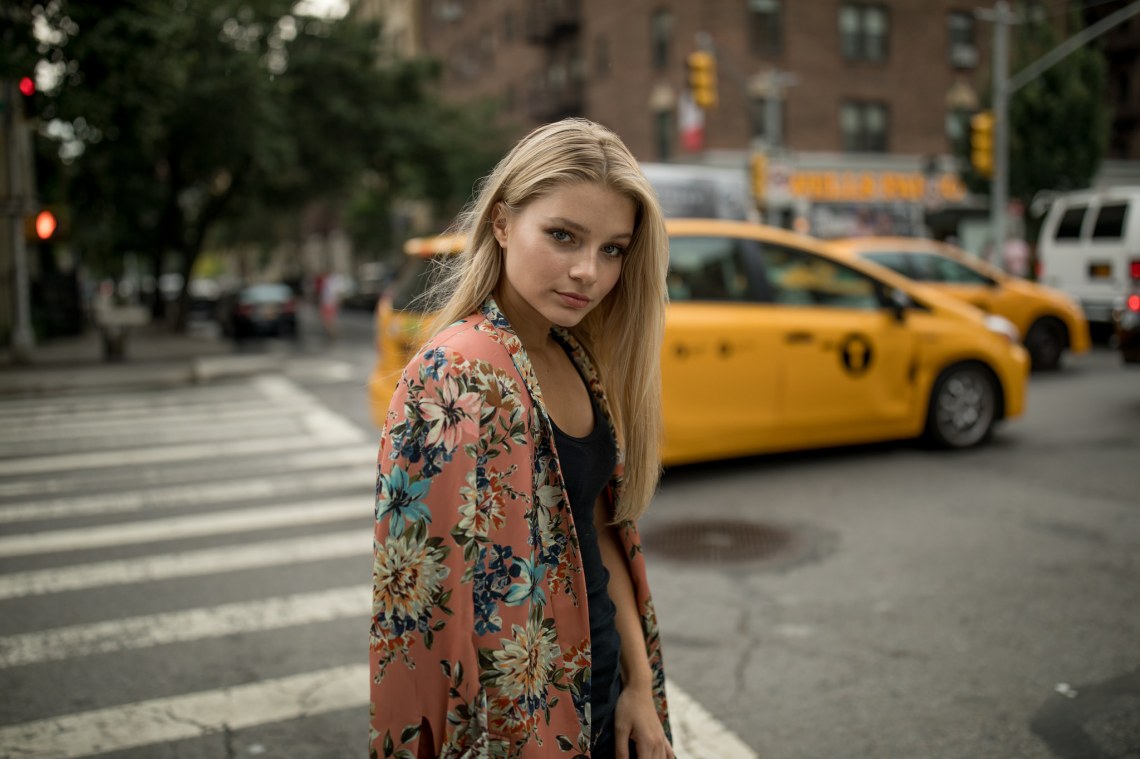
[1, 309, 1136, 759]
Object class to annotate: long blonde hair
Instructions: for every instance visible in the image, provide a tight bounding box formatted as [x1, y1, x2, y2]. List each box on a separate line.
[424, 118, 668, 522]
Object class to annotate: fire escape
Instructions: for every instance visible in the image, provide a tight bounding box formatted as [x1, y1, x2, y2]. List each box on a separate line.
[525, 0, 583, 123]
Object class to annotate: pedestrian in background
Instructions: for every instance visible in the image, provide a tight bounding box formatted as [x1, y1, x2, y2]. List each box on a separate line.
[318, 270, 343, 340]
[370, 118, 674, 759]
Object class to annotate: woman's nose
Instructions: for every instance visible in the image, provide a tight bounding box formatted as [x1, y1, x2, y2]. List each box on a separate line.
[569, 252, 598, 284]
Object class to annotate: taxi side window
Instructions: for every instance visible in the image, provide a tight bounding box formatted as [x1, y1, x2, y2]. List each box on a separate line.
[861, 252, 915, 277]
[667, 236, 754, 301]
[761, 244, 881, 310]
[910, 253, 990, 284]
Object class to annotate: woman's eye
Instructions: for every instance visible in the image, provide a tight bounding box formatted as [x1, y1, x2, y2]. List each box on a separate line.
[602, 244, 625, 258]
[550, 229, 571, 243]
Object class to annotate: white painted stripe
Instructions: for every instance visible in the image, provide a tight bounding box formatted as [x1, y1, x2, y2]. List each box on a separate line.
[0, 497, 368, 558]
[667, 677, 759, 759]
[0, 399, 279, 431]
[0, 445, 375, 499]
[0, 418, 302, 458]
[3, 408, 296, 444]
[0, 670, 753, 759]
[0, 467, 374, 523]
[0, 387, 264, 419]
[253, 375, 366, 443]
[0, 664, 370, 758]
[0, 530, 371, 600]
[0, 421, 364, 477]
[0, 585, 371, 668]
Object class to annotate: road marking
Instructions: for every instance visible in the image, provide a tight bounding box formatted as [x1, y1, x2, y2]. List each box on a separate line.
[0, 417, 304, 459]
[0, 530, 371, 600]
[0, 445, 376, 499]
[2, 408, 298, 444]
[0, 664, 370, 758]
[0, 585, 372, 668]
[0, 419, 364, 477]
[0, 467, 373, 523]
[0, 497, 368, 558]
[0, 665, 748, 759]
[0, 386, 266, 419]
[669, 679, 759, 759]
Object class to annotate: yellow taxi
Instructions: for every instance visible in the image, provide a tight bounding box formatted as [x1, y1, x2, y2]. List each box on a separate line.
[827, 236, 1090, 371]
[370, 220, 1029, 467]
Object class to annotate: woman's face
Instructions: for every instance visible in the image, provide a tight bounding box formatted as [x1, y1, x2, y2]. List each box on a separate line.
[493, 181, 635, 333]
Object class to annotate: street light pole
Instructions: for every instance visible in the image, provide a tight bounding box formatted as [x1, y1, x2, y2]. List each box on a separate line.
[977, 1, 1016, 264]
[4, 79, 35, 363]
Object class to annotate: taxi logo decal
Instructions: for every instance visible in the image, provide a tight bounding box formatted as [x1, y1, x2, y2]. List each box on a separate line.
[840, 334, 874, 375]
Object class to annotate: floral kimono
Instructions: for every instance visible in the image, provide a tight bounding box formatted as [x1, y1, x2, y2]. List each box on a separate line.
[370, 298, 670, 759]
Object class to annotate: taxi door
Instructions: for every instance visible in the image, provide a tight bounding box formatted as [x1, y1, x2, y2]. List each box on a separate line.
[757, 244, 918, 448]
[661, 236, 780, 464]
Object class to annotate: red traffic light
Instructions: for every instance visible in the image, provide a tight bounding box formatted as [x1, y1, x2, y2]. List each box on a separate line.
[35, 210, 57, 240]
[19, 76, 36, 97]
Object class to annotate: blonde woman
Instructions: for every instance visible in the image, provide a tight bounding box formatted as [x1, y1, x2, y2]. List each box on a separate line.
[370, 118, 673, 759]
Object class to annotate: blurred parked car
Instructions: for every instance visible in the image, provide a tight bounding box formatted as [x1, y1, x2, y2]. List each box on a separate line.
[370, 221, 1029, 465]
[220, 283, 298, 341]
[828, 236, 1090, 371]
[1115, 285, 1140, 365]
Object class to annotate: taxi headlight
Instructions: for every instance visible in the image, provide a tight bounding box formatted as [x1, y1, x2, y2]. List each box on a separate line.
[984, 314, 1021, 344]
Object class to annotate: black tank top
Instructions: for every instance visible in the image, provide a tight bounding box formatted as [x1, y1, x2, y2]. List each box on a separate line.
[548, 352, 623, 739]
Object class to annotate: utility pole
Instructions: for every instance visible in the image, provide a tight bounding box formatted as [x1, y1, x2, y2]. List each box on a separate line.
[977, 1, 1017, 263]
[3, 79, 35, 363]
[979, 0, 1140, 262]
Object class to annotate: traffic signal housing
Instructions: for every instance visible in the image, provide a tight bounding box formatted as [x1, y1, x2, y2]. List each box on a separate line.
[687, 51, 718, 110]
[750, 153, 767, 202]
[970, 110, 994, 178]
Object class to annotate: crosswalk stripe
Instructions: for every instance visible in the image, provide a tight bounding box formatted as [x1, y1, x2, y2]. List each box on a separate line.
[0, 530, 370, 600]
[2, 410, 299, 445]
[0, 397, 277, 428]
[0, 663, 370, 758]
[0, 411, 365, 476]
[0, 445, 375, 499]
[0, 467, 373, 523]
[0, 665, 744, 759]
[0, 585, 371, 668]
[0, 417, 304, 458]
[669, 679, 759, 759]
[0, 497, 367, 558]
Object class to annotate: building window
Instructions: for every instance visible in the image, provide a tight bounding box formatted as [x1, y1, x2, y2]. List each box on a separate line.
[839, 4, 889, 61]
[596, 35, 611, 77]
[841, 101, 889, 152]
[652, 9, 673, 71]
[748, 0, 782, 56]
[503, 10, 515, 43]
[655, 109, 674, 161]
[948, 12, 977, 68]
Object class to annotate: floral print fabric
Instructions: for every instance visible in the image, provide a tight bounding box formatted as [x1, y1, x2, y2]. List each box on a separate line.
[370, 298, 670, 758]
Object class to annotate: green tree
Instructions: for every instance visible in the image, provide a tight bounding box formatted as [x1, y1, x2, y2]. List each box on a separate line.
[6, 0, 506, 328]
[960, 5, 1110, 207]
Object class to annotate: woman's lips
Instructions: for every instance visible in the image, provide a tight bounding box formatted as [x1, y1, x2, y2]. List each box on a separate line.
[557, 291, 591, 309]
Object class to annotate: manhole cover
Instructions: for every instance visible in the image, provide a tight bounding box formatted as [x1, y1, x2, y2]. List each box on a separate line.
[641, 519, 803, 565]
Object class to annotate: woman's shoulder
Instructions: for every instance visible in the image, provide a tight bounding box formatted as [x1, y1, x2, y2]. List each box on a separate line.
[405, 312, 518, 378]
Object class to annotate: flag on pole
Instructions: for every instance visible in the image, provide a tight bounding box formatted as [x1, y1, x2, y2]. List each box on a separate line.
[679, 91, 705, 152]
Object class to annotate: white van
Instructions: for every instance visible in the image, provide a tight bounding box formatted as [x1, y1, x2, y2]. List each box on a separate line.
[1037, 187, 1140, 326]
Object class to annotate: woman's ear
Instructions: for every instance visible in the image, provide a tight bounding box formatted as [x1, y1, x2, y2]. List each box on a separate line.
[491, 203, 509, 248]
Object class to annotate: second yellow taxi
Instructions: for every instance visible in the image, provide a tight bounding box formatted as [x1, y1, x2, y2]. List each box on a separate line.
[827, 236, 1090, 371]
[370, 220, 1029, 467]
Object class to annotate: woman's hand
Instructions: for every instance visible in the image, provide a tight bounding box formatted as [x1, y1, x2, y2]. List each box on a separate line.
[613, 681, 674, 759]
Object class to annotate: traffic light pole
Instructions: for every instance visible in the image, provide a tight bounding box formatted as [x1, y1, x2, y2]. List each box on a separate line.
[980, 0, 1140, 264]
[3, 79, 35, 362]
[978, 1, 1015, 263]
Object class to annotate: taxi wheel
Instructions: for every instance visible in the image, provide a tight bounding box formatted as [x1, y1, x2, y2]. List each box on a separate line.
[925, 363, 997, 449]
[1025, 319, 1065, 372]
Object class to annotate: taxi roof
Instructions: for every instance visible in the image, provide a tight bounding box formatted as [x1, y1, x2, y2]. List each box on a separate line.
[826, 235, 1007, 280]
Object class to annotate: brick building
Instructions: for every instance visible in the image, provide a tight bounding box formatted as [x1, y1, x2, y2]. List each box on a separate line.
[389, 1, 1139, 242]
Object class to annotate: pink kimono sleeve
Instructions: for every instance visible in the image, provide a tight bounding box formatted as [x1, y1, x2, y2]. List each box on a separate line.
[370, 346, 487, 758]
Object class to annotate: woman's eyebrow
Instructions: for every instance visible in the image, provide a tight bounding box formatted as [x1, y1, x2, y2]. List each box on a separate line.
[546, 216, 633, 241]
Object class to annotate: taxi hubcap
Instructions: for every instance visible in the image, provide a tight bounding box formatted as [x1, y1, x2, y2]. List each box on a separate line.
[937, 370, 993, 443]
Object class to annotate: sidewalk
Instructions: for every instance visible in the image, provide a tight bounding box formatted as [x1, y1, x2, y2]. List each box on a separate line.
[0, 323, 286, 397]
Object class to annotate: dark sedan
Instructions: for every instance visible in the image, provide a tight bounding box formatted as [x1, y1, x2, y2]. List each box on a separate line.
[1116, 290, 1140, 364]
[223, 283, 298, 340]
